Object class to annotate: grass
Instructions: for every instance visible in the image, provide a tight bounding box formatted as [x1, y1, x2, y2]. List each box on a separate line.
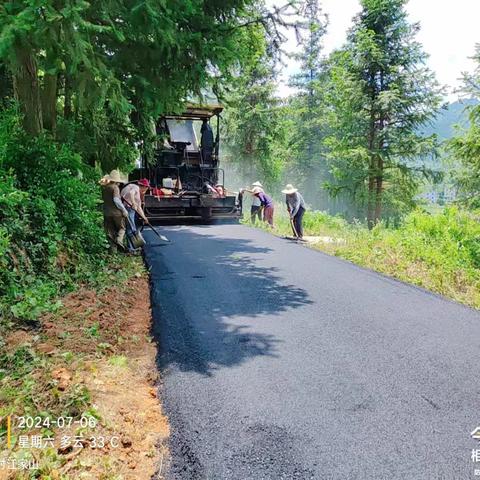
[108, 355, 128, 368]
[252, 206, 480, 309]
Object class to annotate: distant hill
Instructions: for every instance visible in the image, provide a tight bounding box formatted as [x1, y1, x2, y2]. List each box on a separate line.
[420, 98, 478, 141]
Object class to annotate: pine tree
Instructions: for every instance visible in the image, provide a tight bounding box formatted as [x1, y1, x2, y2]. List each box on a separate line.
[287, 0, 330, 209]
[223, 48, 288, 188]
[324, 0, 443, 225]
[449, 44, 480, 208]
[290, 0, 326, 98]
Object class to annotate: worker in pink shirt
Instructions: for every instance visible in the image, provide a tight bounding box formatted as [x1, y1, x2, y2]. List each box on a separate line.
[121, 179, 150, 252]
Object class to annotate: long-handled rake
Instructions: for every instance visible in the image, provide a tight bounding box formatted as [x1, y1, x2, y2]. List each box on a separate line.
[289, 215, 299, 238]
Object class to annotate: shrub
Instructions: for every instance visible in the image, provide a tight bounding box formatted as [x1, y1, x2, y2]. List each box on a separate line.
[0, 108, 109, 324]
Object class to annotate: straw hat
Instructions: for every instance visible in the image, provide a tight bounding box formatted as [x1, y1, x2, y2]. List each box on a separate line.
[282, 184, 298, 194]
[100, 169, 127, 185]
[98, 174, 110, 186]
[252, 186, 263, 195]
[108, 170, 128, 183]
[252, 181, 263, 188]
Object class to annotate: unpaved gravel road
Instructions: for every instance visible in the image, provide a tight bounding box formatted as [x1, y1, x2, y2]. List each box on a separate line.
[144, 223, 480, 480]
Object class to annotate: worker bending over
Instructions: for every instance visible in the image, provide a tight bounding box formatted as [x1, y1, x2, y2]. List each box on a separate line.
[252, 186, 275, 227]
[250, 181, 263, 223]
[283, 184, 306, 239]
[121, 179, 150, 253]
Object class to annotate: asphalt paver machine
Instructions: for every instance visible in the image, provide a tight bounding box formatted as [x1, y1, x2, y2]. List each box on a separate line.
[131, 103, 242, 222]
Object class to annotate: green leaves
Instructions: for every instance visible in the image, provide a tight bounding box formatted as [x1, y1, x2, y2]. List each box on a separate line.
[0, 0, 276, 145]
[448, 47, 480, 208]
[322, 0, 442, 223]
[0, 108, 108, 322]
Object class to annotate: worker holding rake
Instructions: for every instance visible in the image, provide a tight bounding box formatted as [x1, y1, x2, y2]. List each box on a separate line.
[283, 184, 306, 239]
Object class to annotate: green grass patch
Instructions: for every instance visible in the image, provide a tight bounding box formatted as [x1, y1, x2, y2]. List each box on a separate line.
[108, 355, 129, 368]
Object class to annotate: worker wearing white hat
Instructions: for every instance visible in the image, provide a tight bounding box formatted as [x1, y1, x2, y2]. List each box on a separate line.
[250, 181, 264, 223]
[282, 184, 306, 238]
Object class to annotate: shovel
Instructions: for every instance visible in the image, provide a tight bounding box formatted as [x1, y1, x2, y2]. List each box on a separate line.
[144, 221, 170, 243]
[126, 217, 146, 249]
[285, 214, 306, 242]
[122, 197, 170, 244]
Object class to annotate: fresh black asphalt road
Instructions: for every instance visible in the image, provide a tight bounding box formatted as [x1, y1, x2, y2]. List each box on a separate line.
[144, 224, 480, 480]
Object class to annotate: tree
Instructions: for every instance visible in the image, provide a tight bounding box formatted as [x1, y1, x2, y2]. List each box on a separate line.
[0, 62, 12, 107]
[449, 44, 480, 208]
[323, 0, 443, 226]
[223, 46, 289, 188]
[286, 0, 331, 209]
[0, 0, 297, 171]
[290, 0, 327, 97]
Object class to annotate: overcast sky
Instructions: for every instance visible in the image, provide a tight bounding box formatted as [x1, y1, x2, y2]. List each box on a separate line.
[276, 0, 480, 100]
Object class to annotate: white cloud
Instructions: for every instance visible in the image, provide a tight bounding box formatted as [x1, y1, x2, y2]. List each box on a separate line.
[273, 0, 480, 100]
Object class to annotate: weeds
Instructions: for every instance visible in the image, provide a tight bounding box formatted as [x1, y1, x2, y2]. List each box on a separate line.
[108, 355, 128, 368]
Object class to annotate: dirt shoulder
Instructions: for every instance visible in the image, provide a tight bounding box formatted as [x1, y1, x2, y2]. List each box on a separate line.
[0, 261, 168, 479]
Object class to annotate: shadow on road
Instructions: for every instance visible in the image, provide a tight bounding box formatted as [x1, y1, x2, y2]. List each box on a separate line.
[144, 226, 312, 376]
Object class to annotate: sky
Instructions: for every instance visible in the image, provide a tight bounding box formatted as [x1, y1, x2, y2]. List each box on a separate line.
[275, 0, 480, 100]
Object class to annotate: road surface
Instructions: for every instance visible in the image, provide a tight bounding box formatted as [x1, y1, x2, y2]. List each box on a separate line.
[144, 224, 480, 480]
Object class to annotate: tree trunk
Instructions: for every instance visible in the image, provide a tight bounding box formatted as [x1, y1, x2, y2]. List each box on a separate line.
[374, 71, 385, 225]
[367, 110, 376, 229]
[42, 73, 58, 133]
[374, 155, 383, 223]
[0, 63, 13, 104]
[64, 74, 73, 119]
[12, 44, 43, 136]
[367, 168, 376, 229]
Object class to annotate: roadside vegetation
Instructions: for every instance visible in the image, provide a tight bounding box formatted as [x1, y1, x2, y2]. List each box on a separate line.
[0, 108, 110, 331]
[1, 260, 168, 479]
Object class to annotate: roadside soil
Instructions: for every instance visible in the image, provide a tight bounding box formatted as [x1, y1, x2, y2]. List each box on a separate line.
[0, 272, 168, 479]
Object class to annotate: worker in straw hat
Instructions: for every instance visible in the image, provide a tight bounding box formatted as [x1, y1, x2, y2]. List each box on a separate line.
[250, 181, 264, 223]
[251, 186, 275, 227]
[99, 170, 129, 253]
[282, 184, 306, 239]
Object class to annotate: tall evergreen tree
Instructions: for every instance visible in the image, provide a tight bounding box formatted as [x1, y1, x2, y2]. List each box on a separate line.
[290, 0, 326, 97]
[449, 44, 480, 208]
[324, 0, 443, 225]
[223, 45, 289, 188]
[286, 0, 331, 209]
